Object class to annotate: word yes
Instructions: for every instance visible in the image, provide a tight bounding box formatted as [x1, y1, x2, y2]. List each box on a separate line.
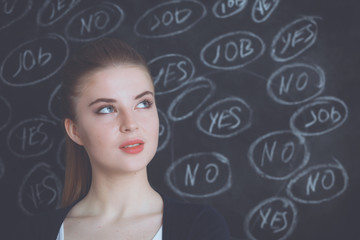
[280, 23, 315, 55]
[18, 123, 48, 151]
[29, 175, 58, 208]
[208, 106, 241, 133]
[154, 61, 188, 87]
[260, 207, 288, 233]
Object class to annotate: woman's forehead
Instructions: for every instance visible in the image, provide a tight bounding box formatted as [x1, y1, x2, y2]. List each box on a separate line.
[76, 65, 154, 98]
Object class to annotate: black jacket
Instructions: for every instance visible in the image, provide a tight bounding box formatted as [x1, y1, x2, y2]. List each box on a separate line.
[13, 193, 230, 240]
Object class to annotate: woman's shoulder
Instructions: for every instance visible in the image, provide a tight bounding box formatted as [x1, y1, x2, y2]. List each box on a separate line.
[163, 194, 220, 218]
[13, 206, 70, 240]
[161, 194, 231, 240]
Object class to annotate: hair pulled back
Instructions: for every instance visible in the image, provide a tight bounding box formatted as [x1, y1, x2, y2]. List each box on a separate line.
[60, 38, 150, 208]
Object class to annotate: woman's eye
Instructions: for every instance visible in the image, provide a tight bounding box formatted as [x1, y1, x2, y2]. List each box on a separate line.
[137, 100, 152, 109]
[98, 106, 115, 114]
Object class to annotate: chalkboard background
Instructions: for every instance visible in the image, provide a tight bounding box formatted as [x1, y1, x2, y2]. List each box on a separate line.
[1, 0, 359, 239]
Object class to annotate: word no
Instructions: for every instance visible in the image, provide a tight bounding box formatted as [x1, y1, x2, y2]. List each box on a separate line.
[306, 169, 336, 195]
[185, 163, 219, 186]
[80, 10, 109, 35]
[261, 141, 295, 167]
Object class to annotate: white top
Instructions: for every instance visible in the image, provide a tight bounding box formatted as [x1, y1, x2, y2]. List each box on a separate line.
[56, 223, 162, 240]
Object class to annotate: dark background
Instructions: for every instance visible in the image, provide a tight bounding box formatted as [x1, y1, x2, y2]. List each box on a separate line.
[0, 0, 359, 239]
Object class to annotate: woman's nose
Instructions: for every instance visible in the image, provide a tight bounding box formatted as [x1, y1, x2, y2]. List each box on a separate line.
[119, 111, 138, 133]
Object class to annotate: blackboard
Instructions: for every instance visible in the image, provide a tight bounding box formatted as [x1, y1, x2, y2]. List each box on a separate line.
[1, 0, 359, 239]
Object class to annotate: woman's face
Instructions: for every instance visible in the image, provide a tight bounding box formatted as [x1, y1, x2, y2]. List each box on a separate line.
[66, 65, 159, 175]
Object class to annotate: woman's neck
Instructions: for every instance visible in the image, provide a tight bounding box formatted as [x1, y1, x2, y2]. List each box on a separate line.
[70, 168, 162, 220]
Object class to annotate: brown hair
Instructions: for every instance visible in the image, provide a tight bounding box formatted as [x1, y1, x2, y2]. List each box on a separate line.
[60, 38, 151, 208]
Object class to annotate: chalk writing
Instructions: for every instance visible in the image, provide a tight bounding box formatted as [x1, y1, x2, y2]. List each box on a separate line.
[251, 0, 280, 23]
[149, 54, 195, 95]
[167, 77, 216, 121]
[7, 117, 57, 158]
[157, 109, 170, 152]
[18, 163, 62, 215]
[0, 34, 69, 87]
[200, 31, 265, 70]
[48, 83, 62, 121]
[267, 63, 325, 105]
[271, 16, 319, 62]
[0, 157, 4, 180]
[134, 0, 206, 38]
[212, 0, 248, 19]
[290, 96, 348, 136]
[65, 1, 124, 42]
[287, 159, 348, 204]
[0, 0, 32, 30]
[196, 97, 252, 138]
[244, 197, 297, 240]
[37, 0, 80, 26]
[165, 152, 231, 198]
[248, 130, 310, 180]
[56, 138, 66, 170]
[0, 96, 11, 131]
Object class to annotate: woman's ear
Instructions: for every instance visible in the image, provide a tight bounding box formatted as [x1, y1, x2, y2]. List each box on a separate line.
[64, 118, 84, 146]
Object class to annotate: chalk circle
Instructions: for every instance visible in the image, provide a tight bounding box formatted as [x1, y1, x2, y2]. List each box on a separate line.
[165, 152, 232, 198]
[56, 137, 66, 170]
[196, 97, 253, 138]
[149, 53, 195, 95]
[65, 1, 124, 42]
[244, 197, 297, 240]
[0, 33, 69, 87]
[0, 96, 12, 131]
[7, 117, 57, 158]
[267, 63, 325, 105]
[251, 0, 280, 23]
[212, 0, 248, 19]
[134, 0, 207, 38]
[200, 31, 265, 70]
[37, 0, 80, 26]
[167, 77, 216, 122]
[271, 16, 319, 62]
[0, 0, 32, 30]
[286, 162, 349, 204]
[0, 157, 5, 180]
[48, 83, 62, 121]
[18, 162, 62, 216]
[157, 109, 171, 152]
[248, 130, 310, 180]
[290, 96, 348, 136]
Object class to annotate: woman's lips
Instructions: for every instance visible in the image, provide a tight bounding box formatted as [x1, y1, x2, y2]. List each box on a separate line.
[119, 139, 144, 154]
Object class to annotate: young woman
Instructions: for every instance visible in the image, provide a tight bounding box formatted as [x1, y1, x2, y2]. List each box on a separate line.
[15, 38, 230, 240]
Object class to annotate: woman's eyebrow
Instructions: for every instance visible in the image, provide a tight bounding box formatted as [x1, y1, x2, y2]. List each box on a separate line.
[88, 91, 153, 107]
[88, 98, 116, 107]
[135, 91, 153, 100]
